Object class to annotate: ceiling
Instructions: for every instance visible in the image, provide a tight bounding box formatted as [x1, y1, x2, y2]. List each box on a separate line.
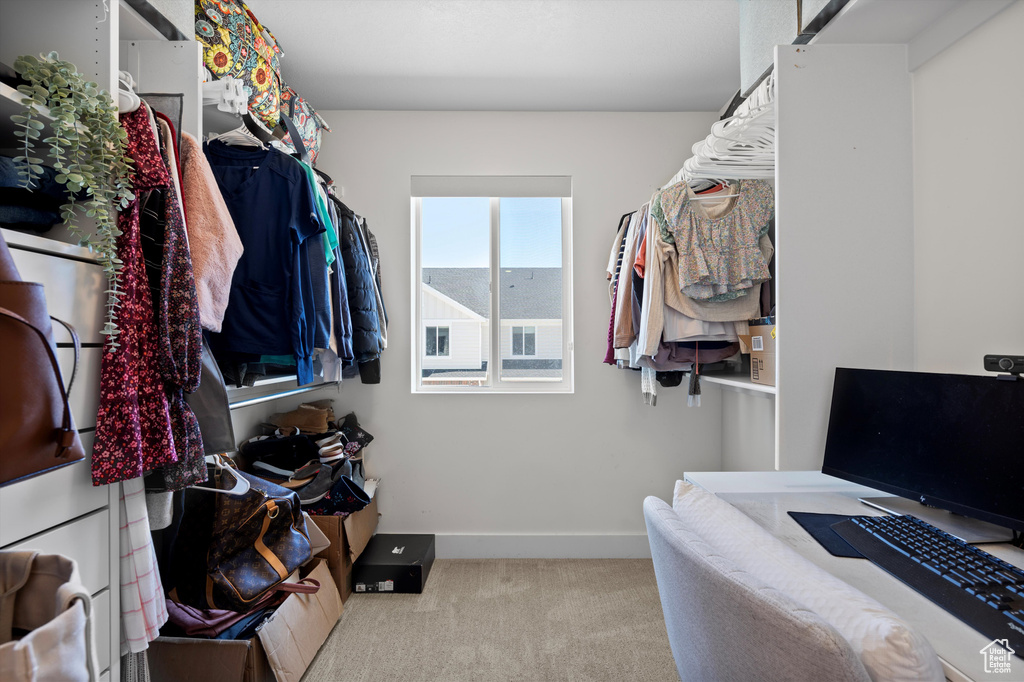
[242, 0, 741, 112]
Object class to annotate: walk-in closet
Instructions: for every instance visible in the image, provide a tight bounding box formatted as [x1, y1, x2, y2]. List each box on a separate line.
[1, 1, 1021, 680]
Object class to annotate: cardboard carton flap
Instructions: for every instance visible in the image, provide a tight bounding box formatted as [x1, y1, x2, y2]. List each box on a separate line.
[344, 480, 380, 563]
[257, 560, 343, 682]
[303, 512, 331, 557]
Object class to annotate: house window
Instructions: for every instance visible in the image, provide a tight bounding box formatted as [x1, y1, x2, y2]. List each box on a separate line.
[412, 176, 573, 392]
[511, 326, 536, 356]
[425, 326, 449, 357]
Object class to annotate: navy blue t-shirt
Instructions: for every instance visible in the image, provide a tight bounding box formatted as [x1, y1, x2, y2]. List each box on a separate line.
[204, 141, 323, 385]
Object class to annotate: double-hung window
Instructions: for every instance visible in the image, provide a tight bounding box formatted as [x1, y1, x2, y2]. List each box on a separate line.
[412, 176, 573, 392]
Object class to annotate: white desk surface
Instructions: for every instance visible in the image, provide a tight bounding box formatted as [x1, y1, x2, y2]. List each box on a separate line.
[684, 471, 1024, 682]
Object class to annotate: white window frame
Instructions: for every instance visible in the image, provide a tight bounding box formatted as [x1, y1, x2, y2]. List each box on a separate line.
[411, 176, 573, 394]
[424, 325, 450, 357]
[510, 325, 537, 357]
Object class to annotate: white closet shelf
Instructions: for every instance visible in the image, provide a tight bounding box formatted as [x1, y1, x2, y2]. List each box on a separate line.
[0, 81, 91, 149]
[1, 226, 97, 262]
[692, 371, 776, 397]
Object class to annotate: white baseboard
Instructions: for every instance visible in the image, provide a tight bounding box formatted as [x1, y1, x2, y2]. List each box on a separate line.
[435, 534, 651, 559]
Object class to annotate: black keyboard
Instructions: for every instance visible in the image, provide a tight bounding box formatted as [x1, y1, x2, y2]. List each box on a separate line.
[831, 514, 1024, 658]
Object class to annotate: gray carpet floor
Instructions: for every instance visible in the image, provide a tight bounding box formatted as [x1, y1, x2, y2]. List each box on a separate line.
[303, 559, 679, 682]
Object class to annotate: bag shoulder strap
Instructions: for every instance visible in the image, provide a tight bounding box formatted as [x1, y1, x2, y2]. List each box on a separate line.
[280, 113, 311, 167]
[0, 306, 78, 456]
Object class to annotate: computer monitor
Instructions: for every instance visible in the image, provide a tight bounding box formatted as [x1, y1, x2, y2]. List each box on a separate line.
[821, 368, 1024, 532]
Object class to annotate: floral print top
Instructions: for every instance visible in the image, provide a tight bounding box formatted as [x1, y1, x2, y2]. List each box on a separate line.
[659, 179, 774, 301]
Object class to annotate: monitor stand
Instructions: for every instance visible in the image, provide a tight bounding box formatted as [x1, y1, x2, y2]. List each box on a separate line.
[858, 497, 1014, 544]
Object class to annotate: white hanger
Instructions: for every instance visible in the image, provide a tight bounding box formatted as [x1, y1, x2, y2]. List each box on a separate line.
[211, 122, 267, 149]
[191, 454, 251, 496]
[117, 70, 140, 114]
[688, 179, 740, 201]
[664, 72, 777, 188]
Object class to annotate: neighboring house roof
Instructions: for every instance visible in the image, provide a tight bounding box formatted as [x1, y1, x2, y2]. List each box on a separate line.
[422, 283, 486, 321]
[422, 267, 562, 319]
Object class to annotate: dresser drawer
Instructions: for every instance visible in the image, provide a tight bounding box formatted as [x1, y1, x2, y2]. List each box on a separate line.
[5, 245, 106, 344]
[0, 432, 109, 547]
[5, 508, 110, 594]
[92, 587, 111, 674]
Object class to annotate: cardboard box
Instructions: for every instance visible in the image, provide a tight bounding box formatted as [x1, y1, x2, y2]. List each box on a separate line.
[353, 534, 435, 594]
[309, 490, 379, 602]
[148, 559, 342, 682]
[739, 320, 776, 386]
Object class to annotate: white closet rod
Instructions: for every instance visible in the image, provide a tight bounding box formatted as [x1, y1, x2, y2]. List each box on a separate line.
[229, 383, 336, 410]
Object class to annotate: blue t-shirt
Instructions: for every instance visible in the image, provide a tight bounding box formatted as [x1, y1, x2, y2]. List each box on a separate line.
[204, 141, 323, 385]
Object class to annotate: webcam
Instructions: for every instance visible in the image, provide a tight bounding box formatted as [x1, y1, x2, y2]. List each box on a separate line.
[984, 354, 1024, 376]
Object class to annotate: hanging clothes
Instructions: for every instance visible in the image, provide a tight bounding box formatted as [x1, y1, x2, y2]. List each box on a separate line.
[651, 188, 772, 324]
[93, 103, 180, 485]
[178, 132, 244, 332]
[203, 140, 324, 386]
[324, 196, 354, 363]
[603, 213, 630, 365]
[145, 114, 205, 492]
[662, 179, 774, 301]
[356, 215, 388, 350]
[332, 196, 382, 380]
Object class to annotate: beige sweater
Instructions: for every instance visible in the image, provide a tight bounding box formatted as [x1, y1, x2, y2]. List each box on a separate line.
[179, 132, 244, 332]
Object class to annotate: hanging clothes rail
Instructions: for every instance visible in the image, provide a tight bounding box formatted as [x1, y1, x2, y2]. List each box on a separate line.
[228, 382, 337, 410]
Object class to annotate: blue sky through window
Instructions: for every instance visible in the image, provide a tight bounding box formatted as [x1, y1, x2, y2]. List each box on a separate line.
[421, 197, 561, 268]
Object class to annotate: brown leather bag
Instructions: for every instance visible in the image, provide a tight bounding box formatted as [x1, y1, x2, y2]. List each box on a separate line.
[0, 233, 86, 486]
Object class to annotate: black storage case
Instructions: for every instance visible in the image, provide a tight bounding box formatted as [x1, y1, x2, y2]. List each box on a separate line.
[353, 533, 435, 593]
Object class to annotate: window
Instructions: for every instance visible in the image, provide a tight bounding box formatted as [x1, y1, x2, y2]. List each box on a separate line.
[425, 326, 449, 357]
[511, 326, 536, 356]
[412, 176, 573, 392]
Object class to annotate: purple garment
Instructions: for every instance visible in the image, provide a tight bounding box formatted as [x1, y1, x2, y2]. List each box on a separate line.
[164, 589, 286, 638]
[648, 341, 740, 371]
[603, 285, 619, 365]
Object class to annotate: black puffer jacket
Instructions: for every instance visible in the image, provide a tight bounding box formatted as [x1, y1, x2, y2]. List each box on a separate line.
[333, 198, 381, 363]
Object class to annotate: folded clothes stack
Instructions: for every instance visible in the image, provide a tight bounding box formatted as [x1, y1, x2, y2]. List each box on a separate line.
[0, 156, 73, 232]
[239, 405, 374, 515]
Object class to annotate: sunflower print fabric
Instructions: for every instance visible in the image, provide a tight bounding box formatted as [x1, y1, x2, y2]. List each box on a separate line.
[196, 0, 283, 130]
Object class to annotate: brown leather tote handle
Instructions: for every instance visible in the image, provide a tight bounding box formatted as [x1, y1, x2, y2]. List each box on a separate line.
[0, 305, 78, 457]
[275, 578, 320, 595]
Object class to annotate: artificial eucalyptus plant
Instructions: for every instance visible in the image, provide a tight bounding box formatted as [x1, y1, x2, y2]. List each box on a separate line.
[10, 52, 135, 347]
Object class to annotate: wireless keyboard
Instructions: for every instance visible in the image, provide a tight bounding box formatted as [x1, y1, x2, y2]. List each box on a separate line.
[831, 514, 1024, 657]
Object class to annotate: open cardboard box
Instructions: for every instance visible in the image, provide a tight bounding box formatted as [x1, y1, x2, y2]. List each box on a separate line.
[738, 320, 776, 386]
[309, 481, 379, 602]
[148, 559, 342, 682]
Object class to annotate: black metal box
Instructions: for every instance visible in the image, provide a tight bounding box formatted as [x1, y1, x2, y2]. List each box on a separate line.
[352, 533, 435, 594]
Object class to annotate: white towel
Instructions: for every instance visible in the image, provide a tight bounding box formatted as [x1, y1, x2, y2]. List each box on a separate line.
[119, 478, 167, 655]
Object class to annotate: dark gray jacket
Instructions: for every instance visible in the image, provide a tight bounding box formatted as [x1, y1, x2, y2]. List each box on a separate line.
[333, 197, 381, 363]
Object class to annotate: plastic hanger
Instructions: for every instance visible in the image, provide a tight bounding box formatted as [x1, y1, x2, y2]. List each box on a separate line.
[191, 454, 251, 496]
[209, 112, 273, 149]
[117, 70, 140, 114]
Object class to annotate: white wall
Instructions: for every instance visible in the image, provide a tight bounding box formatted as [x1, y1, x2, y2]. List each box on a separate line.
[913, 0, 1024, 374]
[315, 111, 721, 557]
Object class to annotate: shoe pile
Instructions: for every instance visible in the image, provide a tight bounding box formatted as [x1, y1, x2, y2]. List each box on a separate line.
[238, 403, 374, 515]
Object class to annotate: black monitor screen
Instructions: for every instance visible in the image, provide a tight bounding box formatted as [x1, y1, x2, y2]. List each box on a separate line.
[821, 368, 1024, 531]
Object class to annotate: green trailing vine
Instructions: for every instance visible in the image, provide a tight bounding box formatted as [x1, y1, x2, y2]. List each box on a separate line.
[10, 52, 135, 348]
